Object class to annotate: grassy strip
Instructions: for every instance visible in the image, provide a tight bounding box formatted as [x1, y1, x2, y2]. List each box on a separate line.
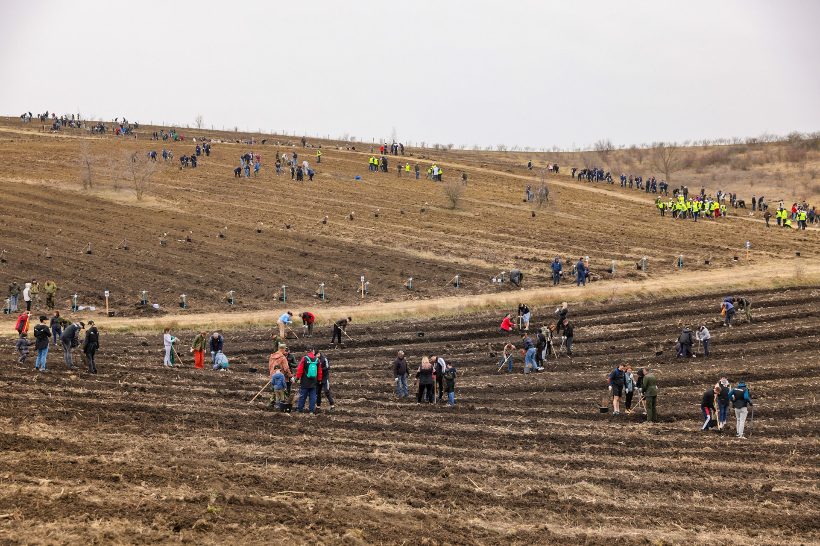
[6, 261, 813, 336]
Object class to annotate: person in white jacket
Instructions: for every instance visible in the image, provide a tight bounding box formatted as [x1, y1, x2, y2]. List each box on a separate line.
[696, 325, 711, 358]
[163, 327, 177, 367]
[23, 282, 32, 311]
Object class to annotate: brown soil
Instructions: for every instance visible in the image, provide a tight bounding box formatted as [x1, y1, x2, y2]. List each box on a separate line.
[1, 287, 818, 544]
[1, 118, 817, 319]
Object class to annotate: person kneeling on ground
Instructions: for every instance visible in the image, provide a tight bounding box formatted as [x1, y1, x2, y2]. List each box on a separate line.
[212, 351, 229, 371]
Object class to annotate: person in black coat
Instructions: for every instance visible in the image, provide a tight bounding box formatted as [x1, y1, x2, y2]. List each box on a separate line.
[416, 357, 435, 403]
[562, 319, 574, 356]
[701, 387, 718, 431]
[33, 315, 51, 372]
[83, 320, 100, 374]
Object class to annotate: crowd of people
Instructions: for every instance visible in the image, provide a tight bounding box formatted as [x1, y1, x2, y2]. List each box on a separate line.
[8, 283, 760, 433]
[562, 163, 817, 230]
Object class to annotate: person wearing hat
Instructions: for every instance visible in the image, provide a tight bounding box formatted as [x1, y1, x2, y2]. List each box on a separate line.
[269, 343, 290, 398]
[61, 321, 85, 370]
[83, 320, 99, 374]
[190, 331, 207, 369]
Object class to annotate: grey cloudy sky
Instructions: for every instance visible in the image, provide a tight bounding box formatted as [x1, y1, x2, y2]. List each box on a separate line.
[1, 0, 818, 149]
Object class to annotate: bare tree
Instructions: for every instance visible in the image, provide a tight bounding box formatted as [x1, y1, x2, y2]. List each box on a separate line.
[649, 142, 683, 183]
[442, 181, 464, 209]
[534, 168, 551, 208]
[79, 142, 93, 189]
[593, 139, 614, 164]
[123, 150, 156, 201]
[195, 114, 204, 129]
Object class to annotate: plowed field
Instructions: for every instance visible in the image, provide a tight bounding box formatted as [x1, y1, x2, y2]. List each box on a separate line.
[1, 118, 816, 316]
[1, 287, 818, 544]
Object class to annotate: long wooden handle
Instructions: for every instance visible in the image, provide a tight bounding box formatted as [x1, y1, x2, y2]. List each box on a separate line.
[250, 380, 272, 403]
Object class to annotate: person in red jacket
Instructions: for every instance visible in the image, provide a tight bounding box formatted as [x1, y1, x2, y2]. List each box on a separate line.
[295, 349, 323, 414]
[499, 313, 514, 333]
[15, 311, 31, 335]
[300, 311, 315, 337]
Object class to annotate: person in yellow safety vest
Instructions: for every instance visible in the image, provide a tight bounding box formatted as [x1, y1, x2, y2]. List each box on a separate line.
[316, 150, 322, 163]
[438, 167, 443, 181]
[427, 166, 433, 179]
[711, 201, 719, 217]
[783, 217, 793, 228]
[657, 198, 665, 216]
[405, 163, 411, 173]
[719, 204, 727, 217]
[776, 208, 784, 226]
[798, 209, 807, 229]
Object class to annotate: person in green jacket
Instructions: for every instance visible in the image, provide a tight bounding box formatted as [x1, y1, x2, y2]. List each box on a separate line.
[642, 368, 658, 422]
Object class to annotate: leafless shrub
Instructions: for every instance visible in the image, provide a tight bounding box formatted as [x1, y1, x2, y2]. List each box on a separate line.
[730, 156, 751, 171]
[784, 147, 807, 163]
[442, 181, 464, 209]
[79, 142, 93, 189]
[195, 114, 204, 129]
[122, 150, 156, 201]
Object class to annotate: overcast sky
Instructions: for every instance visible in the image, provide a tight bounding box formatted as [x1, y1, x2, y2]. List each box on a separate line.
[1, 0, 818, 149]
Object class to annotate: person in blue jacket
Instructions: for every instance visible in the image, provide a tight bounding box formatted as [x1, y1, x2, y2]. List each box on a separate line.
[551, 257, 562, 285]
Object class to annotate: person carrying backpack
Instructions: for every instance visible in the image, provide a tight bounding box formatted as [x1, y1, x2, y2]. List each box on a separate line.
[15, 311, 31, 336]
[443, 365, 457, 407]
[315, 351, 335, 410]
[729, 381, 753, 439]
[295, 349, 323, 414]
[416, 356, 435, 403]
